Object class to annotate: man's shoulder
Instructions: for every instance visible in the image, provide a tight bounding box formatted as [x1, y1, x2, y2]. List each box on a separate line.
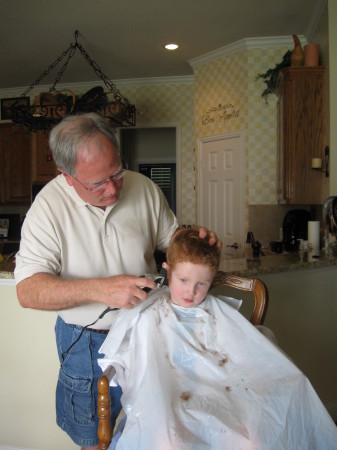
[123, 170, 162, 197]
[34, 174, 65, 196]
[34, 175, 80, 205]
[27, 175, 79, 220]
[125, 170, 154, 185]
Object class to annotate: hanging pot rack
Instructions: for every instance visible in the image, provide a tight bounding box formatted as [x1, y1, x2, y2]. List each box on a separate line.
[10, 30, 136, 131]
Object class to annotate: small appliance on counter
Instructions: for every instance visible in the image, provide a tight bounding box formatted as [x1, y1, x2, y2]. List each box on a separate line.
[282, 209, 312, 252]
[0, 219, 9, 238]
[0, 214, 21, 253]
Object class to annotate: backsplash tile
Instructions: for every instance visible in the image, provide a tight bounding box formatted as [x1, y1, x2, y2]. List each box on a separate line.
[248, 204, 322, 249]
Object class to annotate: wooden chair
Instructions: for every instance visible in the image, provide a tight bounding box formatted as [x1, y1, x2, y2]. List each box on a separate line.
[97, 272, 269, 449]
[210, 271, 268, 326]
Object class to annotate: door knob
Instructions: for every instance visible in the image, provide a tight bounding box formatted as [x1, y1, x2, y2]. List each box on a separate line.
[226, 242, 239, 250]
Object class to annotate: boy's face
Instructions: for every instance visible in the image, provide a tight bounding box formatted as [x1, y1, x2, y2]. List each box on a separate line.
[168, 261, 214, 308]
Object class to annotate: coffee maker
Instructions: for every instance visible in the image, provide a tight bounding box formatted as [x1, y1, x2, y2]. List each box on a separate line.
[282, 209, 311, 251]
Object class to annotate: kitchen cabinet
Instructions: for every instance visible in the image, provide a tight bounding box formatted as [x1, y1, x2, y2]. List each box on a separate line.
[0, 123, 31, 204]
[276, 67, 329, 205]
[31, 130, 58, 183]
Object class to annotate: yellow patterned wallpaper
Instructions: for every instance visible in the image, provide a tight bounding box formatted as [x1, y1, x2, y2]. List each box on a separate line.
[119, 46, 292, 227]
[120, 82, 195, 224]
[194, 46, 289, 213]
[102, 45, 292, 228]
[247, 47, 289, 204]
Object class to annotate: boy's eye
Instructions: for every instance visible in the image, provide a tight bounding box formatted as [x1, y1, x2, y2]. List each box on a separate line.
[179, 278, 187, 283]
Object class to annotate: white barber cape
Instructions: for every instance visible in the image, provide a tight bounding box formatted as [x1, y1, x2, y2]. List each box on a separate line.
[98, 287, 337, 450]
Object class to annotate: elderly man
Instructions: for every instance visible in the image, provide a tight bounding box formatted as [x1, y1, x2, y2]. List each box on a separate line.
[15, 113, 220, 450]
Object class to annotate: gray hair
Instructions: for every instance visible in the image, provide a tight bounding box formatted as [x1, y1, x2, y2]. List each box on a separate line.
[49, 113, 120, 176]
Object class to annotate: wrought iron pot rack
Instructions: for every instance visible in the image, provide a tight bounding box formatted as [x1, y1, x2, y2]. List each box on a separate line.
[11, 31, 136, 131]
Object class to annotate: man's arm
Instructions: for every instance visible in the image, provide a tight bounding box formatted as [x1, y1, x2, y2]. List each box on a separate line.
[16, 273, 157, 311]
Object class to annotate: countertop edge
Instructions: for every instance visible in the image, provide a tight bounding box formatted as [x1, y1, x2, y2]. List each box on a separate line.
[0, 277, 16, 286]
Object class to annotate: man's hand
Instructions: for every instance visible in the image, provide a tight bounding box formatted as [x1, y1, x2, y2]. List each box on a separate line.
[97, 275, 157, 309]
[197, 227, 222, 251]
[17, 273, 157, 311]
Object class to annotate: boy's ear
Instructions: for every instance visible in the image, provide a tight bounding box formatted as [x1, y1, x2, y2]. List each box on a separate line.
[162, 262, 171, 279]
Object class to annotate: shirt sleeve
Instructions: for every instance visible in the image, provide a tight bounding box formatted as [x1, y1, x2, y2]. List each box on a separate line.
[14, 197, 62, 284]
[154, 185, 179, 251]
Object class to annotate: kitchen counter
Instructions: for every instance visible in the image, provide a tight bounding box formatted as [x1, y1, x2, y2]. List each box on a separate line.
[2, 250, 337, 284]
[219, 250, 337, 277]
[0, 255, 15, 282]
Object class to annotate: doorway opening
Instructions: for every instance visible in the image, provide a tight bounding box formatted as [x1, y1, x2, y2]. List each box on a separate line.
[119, 126, 181, 219]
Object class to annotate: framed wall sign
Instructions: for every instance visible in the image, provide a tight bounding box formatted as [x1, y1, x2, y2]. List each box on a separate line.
[1, 97, 30, 120]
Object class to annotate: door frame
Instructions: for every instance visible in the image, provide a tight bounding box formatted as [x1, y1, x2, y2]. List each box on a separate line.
[117, 122, 182, 222]
[197, 130, 245, 255]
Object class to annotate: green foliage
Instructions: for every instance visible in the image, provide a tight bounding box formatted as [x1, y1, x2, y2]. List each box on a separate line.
[256, 50, 292, 103]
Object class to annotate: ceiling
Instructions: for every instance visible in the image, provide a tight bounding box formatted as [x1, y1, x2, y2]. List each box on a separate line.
[0, 0, 324, 91]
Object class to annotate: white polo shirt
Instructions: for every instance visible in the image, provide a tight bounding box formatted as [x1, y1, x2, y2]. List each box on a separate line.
[15, 171, 178, 327]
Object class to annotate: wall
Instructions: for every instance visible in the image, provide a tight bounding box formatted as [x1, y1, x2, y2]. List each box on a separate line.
[120, 127, 176, 171]
[193, 44, 290, 205]
[260, 267, 337, 420]
[0, 284, 77, 450]
[117, 80, 195, 225]
[329, 0, 337, 194]
[191, 2, 330, 241]
[192, 43, 292, 240]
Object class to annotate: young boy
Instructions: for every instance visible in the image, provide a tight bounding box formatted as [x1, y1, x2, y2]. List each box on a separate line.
[98, 228, 337, 450]
[162, 226, 221, 308]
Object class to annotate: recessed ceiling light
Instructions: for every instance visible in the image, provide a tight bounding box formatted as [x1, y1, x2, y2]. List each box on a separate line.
[165, 43, 179, 51]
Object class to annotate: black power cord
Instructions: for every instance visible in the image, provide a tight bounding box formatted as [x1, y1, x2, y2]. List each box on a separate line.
[61, 306, 117, 365]
[60, 268, 167, 366]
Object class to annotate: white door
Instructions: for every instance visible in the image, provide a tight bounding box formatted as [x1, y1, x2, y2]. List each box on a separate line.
[198, 132, 244, 257]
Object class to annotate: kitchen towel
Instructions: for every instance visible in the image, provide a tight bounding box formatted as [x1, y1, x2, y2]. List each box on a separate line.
[308, 221, 320, 256]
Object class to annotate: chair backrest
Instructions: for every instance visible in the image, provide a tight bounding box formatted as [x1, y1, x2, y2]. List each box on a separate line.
[97, 272, 269, 449]
[210, 271, 268, 325]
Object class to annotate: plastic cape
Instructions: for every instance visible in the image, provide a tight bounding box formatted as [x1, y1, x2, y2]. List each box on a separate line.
[98, 287, 337, 450]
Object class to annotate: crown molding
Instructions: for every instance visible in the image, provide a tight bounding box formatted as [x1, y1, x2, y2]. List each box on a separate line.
[114, 75, 194, 86]
[0, 75, 194, 98]
[189, 35, 307, 69]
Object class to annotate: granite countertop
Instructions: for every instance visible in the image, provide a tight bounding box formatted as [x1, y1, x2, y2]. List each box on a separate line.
[2, 250, 337, 282]
[0, 255, 15, 279]
[218, 250, 337, 277]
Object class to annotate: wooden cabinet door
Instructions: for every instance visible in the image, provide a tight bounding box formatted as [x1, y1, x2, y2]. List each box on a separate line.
[0, 127, 4, 203]
[31, 130, 58, 183]
[2, 124, 31, 204]
[277, 67, 329, 205]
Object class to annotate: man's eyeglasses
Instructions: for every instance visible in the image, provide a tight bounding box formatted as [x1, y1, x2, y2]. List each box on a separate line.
[72, 166, 127, 192]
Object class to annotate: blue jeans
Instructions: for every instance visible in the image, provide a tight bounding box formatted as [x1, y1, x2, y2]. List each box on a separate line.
[55, 316, 122, 447]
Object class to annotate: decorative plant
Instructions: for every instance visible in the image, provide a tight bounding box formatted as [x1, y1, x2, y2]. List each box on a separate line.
[255, 50, 292, 103]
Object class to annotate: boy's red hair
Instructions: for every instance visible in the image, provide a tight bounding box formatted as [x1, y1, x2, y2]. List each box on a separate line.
[166, 228, 221, 274]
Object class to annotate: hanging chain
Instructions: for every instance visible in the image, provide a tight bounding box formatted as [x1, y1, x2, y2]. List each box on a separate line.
[17, 30, 130, 104]
[76, 41, 129, 104]
[50, 44, 77, 92]
[16, 43, 75, 100]
[11, 31, 136, 129]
